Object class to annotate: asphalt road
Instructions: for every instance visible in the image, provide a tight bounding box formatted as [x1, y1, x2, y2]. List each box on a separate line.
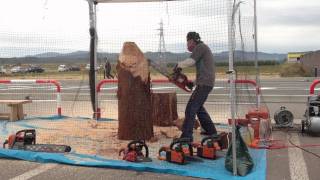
[1, 77, 320, 179]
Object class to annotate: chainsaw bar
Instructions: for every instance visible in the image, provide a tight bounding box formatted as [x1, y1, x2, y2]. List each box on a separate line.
[22, 144, 71, 153]
[148, 59, 192, 92]
[148, 59, 171, 78]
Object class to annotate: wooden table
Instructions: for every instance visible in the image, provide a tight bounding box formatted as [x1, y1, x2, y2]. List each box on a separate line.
[0, 100, 32, 121]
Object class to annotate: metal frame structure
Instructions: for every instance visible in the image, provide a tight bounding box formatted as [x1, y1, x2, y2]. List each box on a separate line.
[86, 0, 261, 176]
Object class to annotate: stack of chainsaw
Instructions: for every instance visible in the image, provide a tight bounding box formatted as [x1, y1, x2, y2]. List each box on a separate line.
[158, 134, 229, 164]
[119, 133, 230, 164]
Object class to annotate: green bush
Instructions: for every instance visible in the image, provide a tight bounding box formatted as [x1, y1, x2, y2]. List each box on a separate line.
[279, 63, 311, 77]
[216, 60, 280, 67]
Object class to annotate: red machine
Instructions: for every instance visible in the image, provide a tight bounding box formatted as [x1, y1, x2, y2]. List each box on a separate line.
[228, 106, 271, 148]
[194, 136, 221, 160]
[227, 79, 272, 148]
[119, 140, 152, 162]
[158, 138, 193, 165]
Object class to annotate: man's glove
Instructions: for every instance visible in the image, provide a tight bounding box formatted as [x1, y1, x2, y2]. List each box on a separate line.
[186, 81, 194, 90]
[173, 64, 182, 73]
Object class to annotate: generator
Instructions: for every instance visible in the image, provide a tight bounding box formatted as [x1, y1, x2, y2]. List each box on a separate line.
[274, 106, 294, 128]
[302, 95, 320, 135]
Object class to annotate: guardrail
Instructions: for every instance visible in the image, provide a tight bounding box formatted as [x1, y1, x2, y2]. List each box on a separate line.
[0, 79, 62, 116]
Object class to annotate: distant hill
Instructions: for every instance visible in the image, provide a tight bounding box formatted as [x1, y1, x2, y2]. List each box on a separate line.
[216, 51, 286, 62]
[0, 51, 286, 64]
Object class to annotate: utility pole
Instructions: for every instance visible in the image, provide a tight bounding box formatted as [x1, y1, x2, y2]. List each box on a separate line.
[158, 19, 166, 62]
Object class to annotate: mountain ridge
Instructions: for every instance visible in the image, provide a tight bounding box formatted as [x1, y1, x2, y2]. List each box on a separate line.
[0, 51, 286, 64]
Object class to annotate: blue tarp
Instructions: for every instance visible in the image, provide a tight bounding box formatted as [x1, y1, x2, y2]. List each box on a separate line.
[0, 117, 266, 179]
[0, 148, 266, 180]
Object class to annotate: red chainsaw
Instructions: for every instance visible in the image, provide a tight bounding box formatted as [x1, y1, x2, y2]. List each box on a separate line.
[119, 140, 152, 162]
[148, 59, 194, 92]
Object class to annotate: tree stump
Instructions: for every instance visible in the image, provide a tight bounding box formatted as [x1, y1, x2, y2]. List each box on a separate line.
[151, 92, 178, 126]
[116, 42, 153, 140]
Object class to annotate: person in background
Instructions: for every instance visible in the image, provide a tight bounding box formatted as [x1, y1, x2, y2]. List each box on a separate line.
[175, 31, 217, 141]
[104, 58, 114, 79]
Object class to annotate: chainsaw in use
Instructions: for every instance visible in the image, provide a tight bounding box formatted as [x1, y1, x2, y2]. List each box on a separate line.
[3, 129, 71, 153]
[148, 59, 194, 92]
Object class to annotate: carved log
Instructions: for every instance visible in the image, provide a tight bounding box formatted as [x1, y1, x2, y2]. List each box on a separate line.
[116, 42, 153, 140]
[151, 92, 178, 126]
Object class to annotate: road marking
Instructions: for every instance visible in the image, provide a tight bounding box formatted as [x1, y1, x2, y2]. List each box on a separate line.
[288, 133, 309, 180]
[261, 87, 276, 90]
[10, 163, 58, 180]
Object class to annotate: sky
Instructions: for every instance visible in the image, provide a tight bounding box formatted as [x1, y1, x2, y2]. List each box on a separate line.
[258, 0, 320, 53]
[0, 0, 319, 57]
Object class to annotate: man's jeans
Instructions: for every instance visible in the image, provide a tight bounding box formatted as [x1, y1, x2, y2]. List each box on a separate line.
[180, 85, 217, 140]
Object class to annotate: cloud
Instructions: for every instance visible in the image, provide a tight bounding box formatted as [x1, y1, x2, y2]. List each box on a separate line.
[0, 0, 319, 57]
[260, 7, 320, 27]
[257, 0, 320, 53]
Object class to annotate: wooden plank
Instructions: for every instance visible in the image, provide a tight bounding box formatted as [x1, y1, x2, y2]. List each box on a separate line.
[0, 100, 31, 121]
[9, 104, 19, 121]
[0, 113, 10, 120]
[17, 104, 24, 120]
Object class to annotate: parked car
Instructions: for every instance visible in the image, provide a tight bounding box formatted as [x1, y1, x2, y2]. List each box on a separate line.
[11, 66, 26, 73]
[0, 66, 6, 74]
[68, 66, 80, 71]
[26, 66, 44, 73]
[58, 65, 68, 72]
[85, 64, 102, 70]
[85, 64, 90, 70]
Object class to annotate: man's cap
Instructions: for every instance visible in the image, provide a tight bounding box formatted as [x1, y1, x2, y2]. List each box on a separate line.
[186, 32, 201, 42]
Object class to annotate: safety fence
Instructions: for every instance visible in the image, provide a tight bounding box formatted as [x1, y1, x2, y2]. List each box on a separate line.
[0, 78, 260, 123]
[0, 2, 261, 176]
[0, 79, 61, 117]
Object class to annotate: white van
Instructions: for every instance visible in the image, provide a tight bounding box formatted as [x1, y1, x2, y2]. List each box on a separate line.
[11, 66, 26, 73]
[0, 66, 6, 74]
[85, 64, 101, 70]
[58, 64, 68, 72]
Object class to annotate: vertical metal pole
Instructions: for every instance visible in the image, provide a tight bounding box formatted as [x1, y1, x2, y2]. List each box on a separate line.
[228, 0, 237, 176]
[93, 3, 98, 120]
[253, 0, 260, 108]
[88, 0, 98, 120]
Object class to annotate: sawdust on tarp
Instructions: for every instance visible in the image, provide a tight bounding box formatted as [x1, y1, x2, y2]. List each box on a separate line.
[34, 118, 186, 160]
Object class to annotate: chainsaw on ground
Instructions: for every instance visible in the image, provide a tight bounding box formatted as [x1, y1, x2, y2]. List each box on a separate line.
[119, 140, 152, 162]
[158, 137, 194, 165]
[3, 129, 71, 153]
[192, 135, 221, 160]
[158, 133, 229, 164]
[148, 59, 194, 92]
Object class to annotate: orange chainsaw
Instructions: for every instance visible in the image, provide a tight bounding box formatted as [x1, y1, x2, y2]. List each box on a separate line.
[158, 137, 194, 164]
[148, 59, 193, 92]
